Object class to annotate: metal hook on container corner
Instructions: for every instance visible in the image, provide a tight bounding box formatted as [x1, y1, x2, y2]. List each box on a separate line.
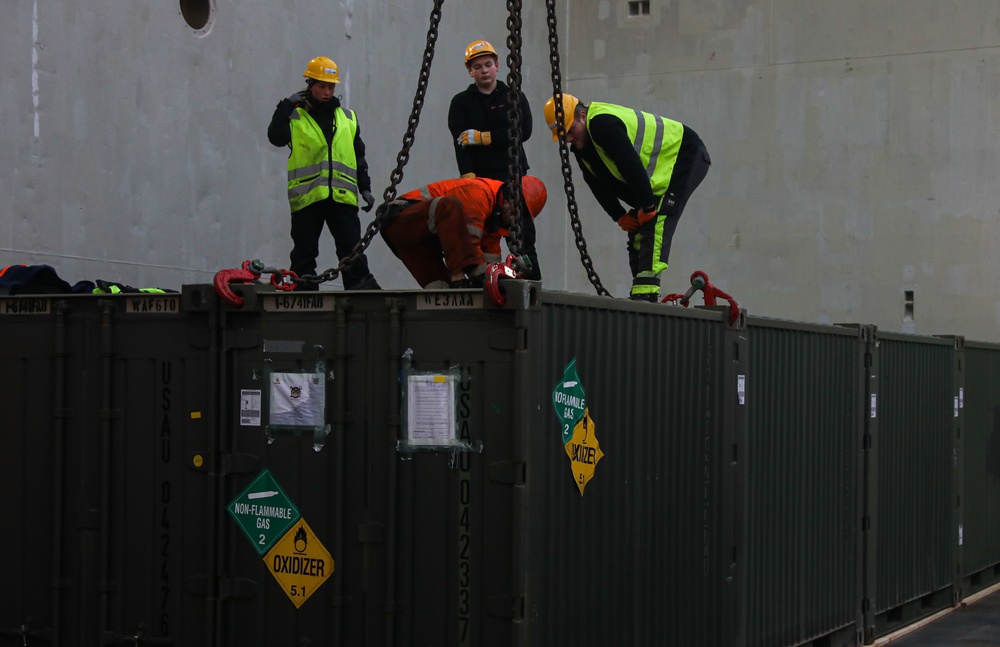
[213, 259, 264, 307]
[485, 254, 522, 306]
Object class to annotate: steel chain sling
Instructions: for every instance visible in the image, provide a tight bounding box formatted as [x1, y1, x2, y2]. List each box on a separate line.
[545, 0, 612, 296]
[504, 0, 524, 255]
[298, 0, 445, 288]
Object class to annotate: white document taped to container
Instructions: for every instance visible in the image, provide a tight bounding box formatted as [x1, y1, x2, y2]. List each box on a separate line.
[270, 372, 325, 428]
[406, 373, 457, 445]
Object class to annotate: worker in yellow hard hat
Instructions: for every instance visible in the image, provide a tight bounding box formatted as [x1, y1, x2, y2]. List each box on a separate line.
[266, 56, 380, 291]
[447, 40, 541, 281]
[543, 93, 711, 302]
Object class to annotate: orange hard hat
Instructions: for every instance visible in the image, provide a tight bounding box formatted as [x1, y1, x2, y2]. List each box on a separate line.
[543, 93, 580, 141]
[303, 56, 340, 83]
[520, 176, 547, 219]
[464, 40, 497, 64]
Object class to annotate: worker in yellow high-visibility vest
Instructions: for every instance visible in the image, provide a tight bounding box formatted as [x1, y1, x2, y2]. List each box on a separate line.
[544, 94, 710, 302]
[268, 56, 380, 291]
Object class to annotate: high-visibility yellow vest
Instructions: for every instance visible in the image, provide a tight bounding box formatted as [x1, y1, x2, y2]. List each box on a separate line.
[287, 106, 359, 211]
[585, 102, 684, 196]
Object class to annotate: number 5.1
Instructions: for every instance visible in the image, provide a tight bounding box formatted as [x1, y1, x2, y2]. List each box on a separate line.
[290, 585, 306, 597]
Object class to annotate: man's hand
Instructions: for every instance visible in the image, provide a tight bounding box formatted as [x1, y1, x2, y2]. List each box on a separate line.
[361, 190, 375, 212]
[637, 205, 658, 225]
[456, 130, 492, 147]
[617, 211, 640, 232]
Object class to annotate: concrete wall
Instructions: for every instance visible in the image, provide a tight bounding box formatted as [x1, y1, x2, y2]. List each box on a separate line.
[564, 0, 1000, 338]
[3, 1, 999, 339]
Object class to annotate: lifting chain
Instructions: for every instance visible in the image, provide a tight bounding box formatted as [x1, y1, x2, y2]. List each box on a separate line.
[545, 0, 612, 297]
[298, 0, 445, 288]
[504, 0, 524, 256]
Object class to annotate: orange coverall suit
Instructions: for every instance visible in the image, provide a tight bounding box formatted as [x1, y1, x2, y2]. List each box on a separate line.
[380, 178, 505, 287]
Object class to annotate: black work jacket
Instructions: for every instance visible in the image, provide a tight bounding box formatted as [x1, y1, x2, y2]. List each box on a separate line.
[447, 81, 532, 181]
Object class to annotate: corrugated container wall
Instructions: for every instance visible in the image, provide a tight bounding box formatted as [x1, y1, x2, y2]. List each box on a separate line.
[0, 293, 219, 645]
[742, 318, 867, 647]
[524, 293, 744, 646]
[205, 284, 744, 646]
[7, 284, 1000, 647]
[958, 342, 1000, 595]
[868, 332, 958, 638]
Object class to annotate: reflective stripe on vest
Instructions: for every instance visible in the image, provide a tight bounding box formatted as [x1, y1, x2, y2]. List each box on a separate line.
[287, 107, 360, 211]
[586, 102, 684, 195]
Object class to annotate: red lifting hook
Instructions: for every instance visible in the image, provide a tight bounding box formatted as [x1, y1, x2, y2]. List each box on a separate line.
[485, 254, 524, 306]
[663, 270, 741, 325]
[213, 260, 298, 307]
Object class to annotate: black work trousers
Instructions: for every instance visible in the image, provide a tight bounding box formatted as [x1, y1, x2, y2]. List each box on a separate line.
[289, 198, 372, 290]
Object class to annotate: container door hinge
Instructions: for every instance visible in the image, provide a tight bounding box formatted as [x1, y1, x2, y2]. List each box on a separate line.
[488, 327, 527, 351]
[219, 577, 258, 600]
[224, 328, 260, 350]
[488, 461, 526, 485]
[187, 328, 213, 349]
[222, 453, 260, 475]
[486, 594, 524, 619]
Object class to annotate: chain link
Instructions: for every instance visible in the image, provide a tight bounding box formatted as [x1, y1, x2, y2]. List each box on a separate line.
[545, 0, 611, 296]
[504, 0, 524, 255]
[298, 0, 445, 288]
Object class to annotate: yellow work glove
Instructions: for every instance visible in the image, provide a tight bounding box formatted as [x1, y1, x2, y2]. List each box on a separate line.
[617, 212, 640, 232]
[637, 205, 658, 225]
[457, 129, 492, 147]
[460, 172, 477, 179]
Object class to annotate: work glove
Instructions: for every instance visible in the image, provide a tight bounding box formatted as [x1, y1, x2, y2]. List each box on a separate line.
[637, 205, 658, 225]
[361, 190, 375, 212]
[456, 129, 492, 147]
[286, 90, 309, 106]
[617, 211, 640, 233]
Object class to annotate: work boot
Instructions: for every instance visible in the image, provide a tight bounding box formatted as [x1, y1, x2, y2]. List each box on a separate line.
[347, 274, 381, 290]
[628, 293, 658, 303]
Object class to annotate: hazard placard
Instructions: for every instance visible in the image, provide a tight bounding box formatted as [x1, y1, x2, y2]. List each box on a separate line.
[552, 358, 604, 495]
[264, 517, 334, 608]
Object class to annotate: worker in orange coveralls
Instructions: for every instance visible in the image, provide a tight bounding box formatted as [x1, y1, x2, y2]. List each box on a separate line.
[379, 176, 547, 289]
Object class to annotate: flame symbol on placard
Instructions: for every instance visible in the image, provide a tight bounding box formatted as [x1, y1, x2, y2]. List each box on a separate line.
[294, 525, 308, 553]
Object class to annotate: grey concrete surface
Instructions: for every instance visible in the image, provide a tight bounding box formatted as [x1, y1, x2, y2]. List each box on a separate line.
[3, 1, 1000, 339]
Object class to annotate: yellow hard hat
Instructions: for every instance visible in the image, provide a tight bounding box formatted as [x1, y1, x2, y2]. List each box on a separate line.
[303, 56, 340, 83]
[464, 40, 497, 64]
[544, 93, 580, 141]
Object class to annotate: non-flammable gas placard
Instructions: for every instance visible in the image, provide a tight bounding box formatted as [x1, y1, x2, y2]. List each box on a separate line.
[265, 517, 334, 609]
[227, 468, 300, 556]
[552, 358, 604, 495]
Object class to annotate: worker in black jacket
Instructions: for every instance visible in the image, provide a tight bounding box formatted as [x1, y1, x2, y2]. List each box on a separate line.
[447, 40, 541, 280]
[544, 93, 710, 302]
[267, 56, 380, 291]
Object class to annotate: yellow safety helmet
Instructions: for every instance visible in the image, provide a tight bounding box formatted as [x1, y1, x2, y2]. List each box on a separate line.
[464, 40, 497, 64]
[303, 56, 340, 84]
[544, 93, 580, 141]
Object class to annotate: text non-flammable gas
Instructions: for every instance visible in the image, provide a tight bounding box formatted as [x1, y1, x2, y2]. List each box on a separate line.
[232, 503, 295, 519]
